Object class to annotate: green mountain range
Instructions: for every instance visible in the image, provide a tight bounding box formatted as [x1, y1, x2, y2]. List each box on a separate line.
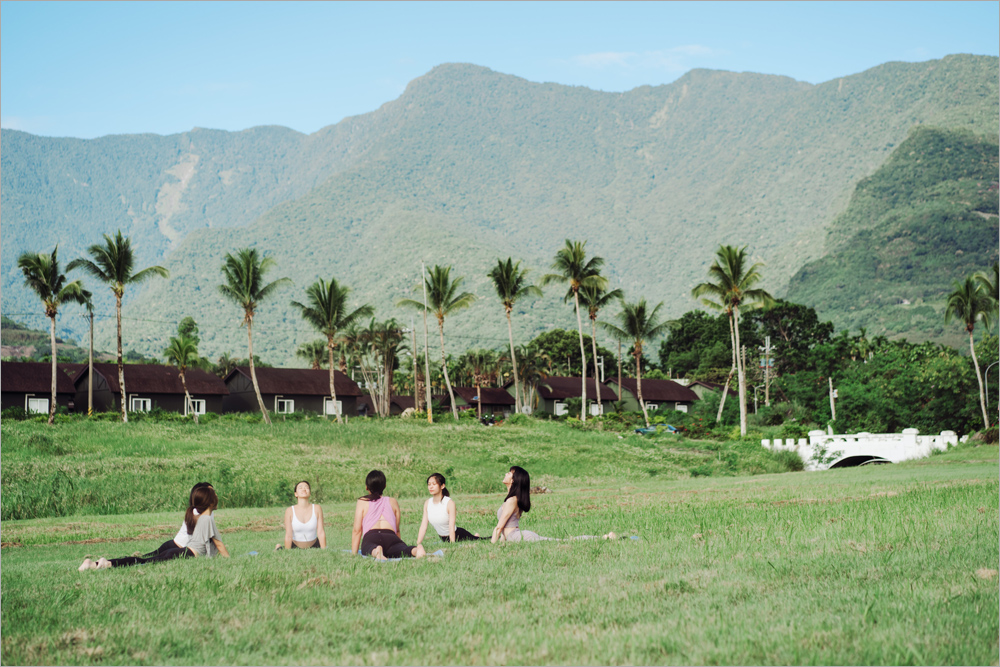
[2, 55, 997, 365]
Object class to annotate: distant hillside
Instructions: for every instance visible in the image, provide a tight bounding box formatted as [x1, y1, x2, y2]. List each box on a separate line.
[784, 126, 999, 345]
[2, 55, 997, 364]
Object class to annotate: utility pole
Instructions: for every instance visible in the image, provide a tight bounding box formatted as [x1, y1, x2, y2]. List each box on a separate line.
[829, 376, 837, 423]
[616, 340, 622, 400]
[760, 336, 773, 407]
[86, 309, 94, 416]
[410, 319, 419, 414]
[420, 262, 433, 424]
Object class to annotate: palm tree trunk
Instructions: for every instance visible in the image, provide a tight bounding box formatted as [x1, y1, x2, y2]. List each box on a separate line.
[439, 319, 459, 421]
[970, 330, 990, 428]
[48, 314, 57, 426]
[733, 306, 747, 436]
[573, 290, 588, 422]
[506, 309, 521, 414]
[617, 339, 622, 401]
[636, 347, 651, 428]
[476, 377, 482, 420]
[328, 337, 341, 423]
[88, 311, 94, 416]
[180, 370, 198, 424]
[717, 313, 737, 423]
[589, 317, 602, 416]
[116, 292, 127, 423]
[247, 317, 271, 425]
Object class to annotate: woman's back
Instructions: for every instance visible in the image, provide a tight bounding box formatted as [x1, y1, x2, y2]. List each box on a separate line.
[361, 496, 397, 534]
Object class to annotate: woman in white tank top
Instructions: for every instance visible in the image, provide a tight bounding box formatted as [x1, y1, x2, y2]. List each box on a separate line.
[416, 473, 485, 545]
[276, 480, 326, 550]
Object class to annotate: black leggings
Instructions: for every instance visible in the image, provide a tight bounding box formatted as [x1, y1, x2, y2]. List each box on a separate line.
[439, 526, 485, 542]
[110, 547, 193, 568]
[291, 539, 320, 549]
[361, 529, 417, 558]
[143, 539, 180, 558]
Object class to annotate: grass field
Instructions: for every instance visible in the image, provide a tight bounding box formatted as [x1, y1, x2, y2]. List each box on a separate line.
[1, 420, 997, 665]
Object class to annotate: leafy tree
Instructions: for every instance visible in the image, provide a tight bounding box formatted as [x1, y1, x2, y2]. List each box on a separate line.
[17, 246, 88, 425]
[526, 329, 615, 378]
[514, 344, 552, 413]
[218, 248, 291, 425]
[945, 276, 993, 428]
[692, 245, 773, 436]
[214, 352, 239, 379]
[580, 283, 624, 403]
[398, 265, 476, 421]
[488, 258, 542, 414]
[540, 240, 607, 421]
[163, 332, 202, 424]
[68, 230, 169, 422]
[744, 300, 833, 374]
[291, 278, 373, 422]
[600, 298, 675, 427]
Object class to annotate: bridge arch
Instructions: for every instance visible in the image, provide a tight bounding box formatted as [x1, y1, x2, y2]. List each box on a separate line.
[829, 455, 892, 468]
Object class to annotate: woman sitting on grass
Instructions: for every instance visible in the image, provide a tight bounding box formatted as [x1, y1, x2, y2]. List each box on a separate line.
[416, 472, 484, 546]
[80, 485, 229, 570]
[275, 480, 326, 550]
[351, 470, 425, 561]
[139, 481, 212, 559]
[491, 466, 618, 543]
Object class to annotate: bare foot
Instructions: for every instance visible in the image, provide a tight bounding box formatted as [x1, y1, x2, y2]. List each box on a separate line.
[473, 533, 480, 537]
[371, 545, 387, 561]
[274, 544, 283, 551]
[96, 557, 111, 570]
[78, 558, 95, 572]
[413, 544, 426, 559]
[603, 532, 618, 540]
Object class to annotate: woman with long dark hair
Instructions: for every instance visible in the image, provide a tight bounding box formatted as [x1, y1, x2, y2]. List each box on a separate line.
[490, 466, 619, 543]
[79, 485, 230, 570]
[350, 470, 426, 561]
[416, 472, 484, 545]
[275, 480, 326, 550]
[138, 481, 213, 559]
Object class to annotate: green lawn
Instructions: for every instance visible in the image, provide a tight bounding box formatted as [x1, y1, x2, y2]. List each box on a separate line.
[1, 420, 997, 665]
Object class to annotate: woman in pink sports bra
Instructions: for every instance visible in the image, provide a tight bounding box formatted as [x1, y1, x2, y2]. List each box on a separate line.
[351, 470, 426, 561]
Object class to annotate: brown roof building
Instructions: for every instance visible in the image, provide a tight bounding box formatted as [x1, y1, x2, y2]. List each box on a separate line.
[1, 361, 77, 413]
[605, 378, 699, 413]
[521, 376, 618, 417]
[223, 367, 362, 417]
[73, 363, 229, 415]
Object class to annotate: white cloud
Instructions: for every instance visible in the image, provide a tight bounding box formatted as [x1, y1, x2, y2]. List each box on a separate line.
[571, 51, 638, 68]
[569, 45, 719, 72]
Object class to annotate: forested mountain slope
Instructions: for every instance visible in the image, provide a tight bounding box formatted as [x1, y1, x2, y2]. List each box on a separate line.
[2, 55, 996, 364]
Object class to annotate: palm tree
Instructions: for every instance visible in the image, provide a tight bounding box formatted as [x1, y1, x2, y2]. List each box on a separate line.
[68, 231, 169, 422]
[462, 348, 499, 420]
[540, 240, 607, 422]
[580, 283, 624, 409]
[600, 298, 675, 428]
[488, 258, 543, 414]
[945, 276, 993, 429]
[691, 245, 772, 436]
[164, 333, 202, 424]
[291, 278, 374, 423]
[218, 248, 291, 425]
[514, 344, 551, 413]
[975, 262, 999, 329]
[398, 265, 476, 420]
[80, 288, 95, 416]
[17, 247, 88, 425]
[214, 352, 239, 379]
[296, 340, 328, 370]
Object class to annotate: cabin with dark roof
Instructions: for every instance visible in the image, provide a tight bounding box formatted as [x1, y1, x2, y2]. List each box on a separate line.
[1, 361, 76, 413]
[679, 379, 724, 400]
[605, 378, 700, 413]
[223, 367, 362, 417]
[439, 386, 517, 418]
[72, 363, 229, 415]
[519, 376, 618, 417]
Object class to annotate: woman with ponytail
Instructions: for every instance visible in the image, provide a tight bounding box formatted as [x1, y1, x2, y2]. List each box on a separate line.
[417, 473, 484, 546]
[350, 470, 425, 561]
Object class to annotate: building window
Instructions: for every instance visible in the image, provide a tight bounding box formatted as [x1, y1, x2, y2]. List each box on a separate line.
[130, 397, 152, 412]
[676, 404, 689, 413]
[589, 403, 602, 416]
[188, 399, 206, 415]
[27, 397, 49, 414]
[324, 398, 342, 416]
[276, 399, 295, 414]
[645, 403, 658, 412]
[554, 401, 567, 416]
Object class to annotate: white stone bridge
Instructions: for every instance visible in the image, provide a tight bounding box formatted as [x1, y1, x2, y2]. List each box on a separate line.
[762, 429, 962, 471]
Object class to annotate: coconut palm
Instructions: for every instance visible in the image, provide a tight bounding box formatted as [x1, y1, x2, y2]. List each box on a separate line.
[600, 298, 675, 428]
[461, 348, 500, 420]
[81, 288, 95, 416]
[67, 231, 169, 422]
[397, 265, 476, 420]
[580, 283, 624, 405]
[218, 248, 291, 425]
[291, 278, 374, 422]
[164, 333, 201, 424]
[214, 352, 239, 379]
[945, 276, 993, 428]
[540, 240, 607, 422]
[513, 344, 551, 413]
[975, 262, 999, 329]
[296, 340, 328, 370]
[691, 245, 773, 436]
[488, 258, 543, 414]
[17, 247, 88, 425]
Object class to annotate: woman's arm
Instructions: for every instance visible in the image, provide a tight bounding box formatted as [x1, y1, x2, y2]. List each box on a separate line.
[416, 499, 430, 546]
[283, 507, 294, 550]
[315, 505, 327, 549]
[211, 537, 230, 558]
[492, 497, 517, 543]
[350, 500, 365, 555]
[390, 498, 402, 538]
[447, 498, 457, 543]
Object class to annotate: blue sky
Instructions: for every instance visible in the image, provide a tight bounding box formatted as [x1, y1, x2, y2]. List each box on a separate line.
[2, 1, 997, 139]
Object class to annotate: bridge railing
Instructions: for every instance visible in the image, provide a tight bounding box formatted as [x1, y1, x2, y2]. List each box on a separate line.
[761, 429, 960, 471]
